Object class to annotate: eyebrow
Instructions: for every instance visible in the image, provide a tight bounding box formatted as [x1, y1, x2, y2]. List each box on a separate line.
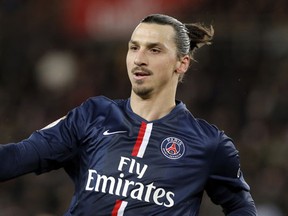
[129, 40, 165, 49]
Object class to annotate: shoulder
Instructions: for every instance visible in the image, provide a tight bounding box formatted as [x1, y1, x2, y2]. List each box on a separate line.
[181, 109, 233, 152]
[182, 109, 222, 141]
[196, 118, 235, 150]
[193, 118, 239, 165]
[195, 118, 221, 137]
[184, 115, 240, 176]
[78, 96, 127, 113]
[64, 96, 127, 125]
[83, 96, 125, 107]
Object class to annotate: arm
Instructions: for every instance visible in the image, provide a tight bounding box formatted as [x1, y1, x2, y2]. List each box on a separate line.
[205, 134, 257, 215]
[0, 140, 41, 181]
[0, 104, 86, 182]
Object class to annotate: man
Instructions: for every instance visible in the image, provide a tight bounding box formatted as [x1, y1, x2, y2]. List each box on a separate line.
[0, 14, 257, 215]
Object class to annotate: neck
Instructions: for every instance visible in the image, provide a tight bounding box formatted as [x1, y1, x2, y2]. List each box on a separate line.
[130, 91, 176, 122]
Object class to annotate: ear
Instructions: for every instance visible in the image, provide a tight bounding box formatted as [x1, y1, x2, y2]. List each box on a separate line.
[175, 55, 190, 75]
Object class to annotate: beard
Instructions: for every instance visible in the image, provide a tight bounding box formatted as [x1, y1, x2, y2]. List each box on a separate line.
[130, 66, 154, 99]
[132, 82, 153, 99]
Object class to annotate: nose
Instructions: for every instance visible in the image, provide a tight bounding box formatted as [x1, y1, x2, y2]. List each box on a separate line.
[134, 49, 148, 66]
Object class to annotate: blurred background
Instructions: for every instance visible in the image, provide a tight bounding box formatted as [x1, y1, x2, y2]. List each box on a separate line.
[0, 0, 287, 215]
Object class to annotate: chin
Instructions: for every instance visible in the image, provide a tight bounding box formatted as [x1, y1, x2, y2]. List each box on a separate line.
[132, 86, 153, 99]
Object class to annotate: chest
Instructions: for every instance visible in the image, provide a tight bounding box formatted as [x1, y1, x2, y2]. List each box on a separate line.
[82, 119, 212, 189]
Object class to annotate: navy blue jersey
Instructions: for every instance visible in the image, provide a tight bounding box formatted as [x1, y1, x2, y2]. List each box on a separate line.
[0, 96, 257, 215]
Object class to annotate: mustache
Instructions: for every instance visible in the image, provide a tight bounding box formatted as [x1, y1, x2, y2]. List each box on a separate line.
[131, 67, 153, 75]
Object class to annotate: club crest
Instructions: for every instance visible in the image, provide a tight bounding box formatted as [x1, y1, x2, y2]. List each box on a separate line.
[161, 137, 185, 160]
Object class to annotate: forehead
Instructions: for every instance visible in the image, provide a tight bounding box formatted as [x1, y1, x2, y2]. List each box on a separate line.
[130, 23, 176, 46]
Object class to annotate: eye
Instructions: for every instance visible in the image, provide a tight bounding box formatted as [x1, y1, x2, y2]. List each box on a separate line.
[129, 44, 139, 51]
[150, 48, 161, 54]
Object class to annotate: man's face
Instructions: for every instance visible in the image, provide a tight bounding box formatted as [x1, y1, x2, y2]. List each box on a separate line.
[126, 23, 182, 98]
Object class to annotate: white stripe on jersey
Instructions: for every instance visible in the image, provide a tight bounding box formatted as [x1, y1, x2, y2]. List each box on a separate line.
[117, 200, 128, 216]
[137, 123, 153, 158]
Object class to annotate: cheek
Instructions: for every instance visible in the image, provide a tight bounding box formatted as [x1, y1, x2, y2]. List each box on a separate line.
[126, 55, 132, 70]
[126, 53, 129, 65]
[157, 60, 177, 74]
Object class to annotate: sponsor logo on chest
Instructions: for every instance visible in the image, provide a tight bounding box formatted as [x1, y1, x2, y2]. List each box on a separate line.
[85, 122, 187, 212]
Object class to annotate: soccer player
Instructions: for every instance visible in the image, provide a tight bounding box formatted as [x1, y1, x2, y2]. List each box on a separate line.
[0, 14, 257, 215]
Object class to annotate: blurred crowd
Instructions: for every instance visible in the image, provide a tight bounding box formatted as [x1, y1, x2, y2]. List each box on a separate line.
[0, 0, 287, 215]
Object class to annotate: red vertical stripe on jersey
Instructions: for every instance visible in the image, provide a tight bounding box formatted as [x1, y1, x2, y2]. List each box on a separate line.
[112, 200, 122, 216]
[112, 200, 127, 216]
[131, 122, 147, 157]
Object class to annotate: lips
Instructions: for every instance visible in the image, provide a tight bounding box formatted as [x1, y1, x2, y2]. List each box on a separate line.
[131, 67, 152, 80]
[134, 71, 149, 77]
[133, 72, 149, 81]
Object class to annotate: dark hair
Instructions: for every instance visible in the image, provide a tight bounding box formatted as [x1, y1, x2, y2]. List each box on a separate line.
[141, 14, 214, 60]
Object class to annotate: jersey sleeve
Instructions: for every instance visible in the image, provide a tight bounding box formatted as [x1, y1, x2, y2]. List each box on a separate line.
[205, 132, 257, 215]
[0, 101, 88, 182]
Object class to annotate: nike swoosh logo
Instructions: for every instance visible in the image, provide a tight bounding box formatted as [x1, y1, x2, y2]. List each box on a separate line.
[103, 130, 127, 136]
